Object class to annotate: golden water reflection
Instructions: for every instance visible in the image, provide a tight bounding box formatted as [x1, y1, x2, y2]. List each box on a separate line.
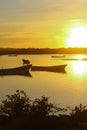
[70, 61, 87, 75]
[75, 54, 85, 59]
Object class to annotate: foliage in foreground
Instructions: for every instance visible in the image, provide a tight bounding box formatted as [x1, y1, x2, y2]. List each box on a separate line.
[0, 90, 87, 130]
[0, 90, 65, 117]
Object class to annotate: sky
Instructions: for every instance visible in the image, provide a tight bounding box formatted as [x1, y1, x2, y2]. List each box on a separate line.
[0, 0, 87, 48]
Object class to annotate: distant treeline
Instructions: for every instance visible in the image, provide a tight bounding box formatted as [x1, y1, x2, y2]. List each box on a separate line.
[0, 48, 87, 55]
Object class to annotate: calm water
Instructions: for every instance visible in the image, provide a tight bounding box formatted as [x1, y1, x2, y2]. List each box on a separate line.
[0, 54, 87, 108]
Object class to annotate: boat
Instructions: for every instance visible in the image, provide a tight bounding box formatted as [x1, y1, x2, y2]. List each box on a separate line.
[31, 64, 67, 73]
[8, 54, 18, 57]
[51, 55, 65, 58]
[0, 65, 32, 77]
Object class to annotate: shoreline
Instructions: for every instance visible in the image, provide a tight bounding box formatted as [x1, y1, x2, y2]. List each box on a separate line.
[0, 48, 87, 55]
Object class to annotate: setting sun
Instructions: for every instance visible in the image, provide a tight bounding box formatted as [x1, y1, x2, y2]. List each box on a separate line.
[67, 25, 87, 47]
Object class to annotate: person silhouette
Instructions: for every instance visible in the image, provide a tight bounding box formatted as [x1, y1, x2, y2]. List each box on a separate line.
[22, 59, 30, 65]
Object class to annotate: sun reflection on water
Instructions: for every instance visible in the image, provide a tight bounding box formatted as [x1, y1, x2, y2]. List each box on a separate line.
[70, 61, 87, 75]
[75, 54, 85, 59]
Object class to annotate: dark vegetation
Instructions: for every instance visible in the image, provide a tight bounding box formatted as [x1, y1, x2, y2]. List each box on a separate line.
[1, 48, 87, 55]
[0, 90, 87, 130]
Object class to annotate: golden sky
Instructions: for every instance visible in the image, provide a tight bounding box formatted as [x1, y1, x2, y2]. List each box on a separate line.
[0, 0, 87, 48]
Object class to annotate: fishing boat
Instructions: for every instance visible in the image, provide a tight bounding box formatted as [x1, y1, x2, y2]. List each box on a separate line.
[0, 64, 32, 77]
[31, 64, 67, 73]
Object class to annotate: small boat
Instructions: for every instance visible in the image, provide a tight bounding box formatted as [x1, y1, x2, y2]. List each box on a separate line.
[8, 54, 18, 57]
[0, 65, 32, 77]
[31, 64, 67, 73]
[51, 55, 65, 58]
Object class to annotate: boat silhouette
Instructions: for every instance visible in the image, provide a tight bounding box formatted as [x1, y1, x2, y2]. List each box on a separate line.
[0, 65, 32, 77]
[31, 64, 67, 73]
[0, 64, 67, 77]
[51, 55, 65, 58]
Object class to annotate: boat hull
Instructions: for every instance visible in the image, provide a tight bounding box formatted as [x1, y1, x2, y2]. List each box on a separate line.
[31, 64, 67, 73]
[0, 65, 32, 77]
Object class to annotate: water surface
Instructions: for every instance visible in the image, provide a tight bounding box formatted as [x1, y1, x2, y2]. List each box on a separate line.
[0, 54, 87, 108]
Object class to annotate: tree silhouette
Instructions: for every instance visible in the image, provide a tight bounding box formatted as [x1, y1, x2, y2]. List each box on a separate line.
[1, 90, 87, 129]
[30, 96, 54, 118]
[0, 90, 67, 118]
[70, 103, 87, 125]
[0, 90, 31, 117]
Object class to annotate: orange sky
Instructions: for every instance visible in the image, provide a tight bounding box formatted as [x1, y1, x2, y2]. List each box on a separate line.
[0, 0, 87, 48]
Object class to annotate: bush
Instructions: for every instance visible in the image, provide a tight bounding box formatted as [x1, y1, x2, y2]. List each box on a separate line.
[0, 90, 31, 116]
[0, 90, 65, 118]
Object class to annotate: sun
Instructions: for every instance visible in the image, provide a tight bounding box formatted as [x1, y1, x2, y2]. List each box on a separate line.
[67, 25, 87, 47]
